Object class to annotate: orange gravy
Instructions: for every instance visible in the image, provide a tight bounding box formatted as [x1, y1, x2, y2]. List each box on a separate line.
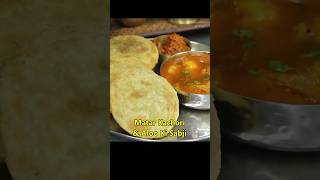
[160, 53, 210, 94]
[213, 0, 320, 104]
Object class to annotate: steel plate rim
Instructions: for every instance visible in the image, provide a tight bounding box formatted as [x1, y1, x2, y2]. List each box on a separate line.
[111, 38, 211, 142]
[111, 130, 210, 142]
[213, 85, 320, 107]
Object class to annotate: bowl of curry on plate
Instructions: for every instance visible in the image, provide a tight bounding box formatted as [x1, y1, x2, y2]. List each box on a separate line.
[212, 0, 320, 151]
[160, 51, 210, 110]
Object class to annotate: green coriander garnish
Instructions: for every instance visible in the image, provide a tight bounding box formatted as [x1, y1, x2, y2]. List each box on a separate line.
[192, 80, 201, 85]
[247, 69, 260, 76]
[304, 48, 320, 59]
[243, 41, 257, 49]
[232, 28, 254, 40]
[267, 59, 293, 73]
[203, 74, 210, 80]
[181, 70, 191, 76]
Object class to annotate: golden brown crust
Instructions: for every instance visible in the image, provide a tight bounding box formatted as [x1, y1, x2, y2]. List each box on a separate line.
[110, 63, 179, 139]
[110, 35, 159, 69]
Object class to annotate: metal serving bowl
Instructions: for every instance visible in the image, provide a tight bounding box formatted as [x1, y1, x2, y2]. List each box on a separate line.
[160, 51, 210, 110]
[213, 86, 320, 151]
[153, 34, 191, 63]
[152, 35, 210, 63]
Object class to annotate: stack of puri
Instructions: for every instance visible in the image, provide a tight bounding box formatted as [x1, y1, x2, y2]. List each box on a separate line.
[110, 35, 179, 139]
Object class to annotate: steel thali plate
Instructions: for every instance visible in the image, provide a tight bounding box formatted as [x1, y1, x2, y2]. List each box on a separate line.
[110, 40, 211, 142]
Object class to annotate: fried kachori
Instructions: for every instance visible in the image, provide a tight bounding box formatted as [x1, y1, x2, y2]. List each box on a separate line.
[110, 62, 179, 139]
[110, 35, 158, 69]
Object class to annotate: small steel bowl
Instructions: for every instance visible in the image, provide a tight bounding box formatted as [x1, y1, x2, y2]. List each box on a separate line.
[213, 86, 320, 151]
[117, 18, 146, 27]
[168, 18, 199, 25]
[160, 51, 210, 110]
[153, 35, 210, 64]
[153, 35, 192, 63]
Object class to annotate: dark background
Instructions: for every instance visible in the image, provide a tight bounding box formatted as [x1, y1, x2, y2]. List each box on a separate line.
[219, 135, 320, 180]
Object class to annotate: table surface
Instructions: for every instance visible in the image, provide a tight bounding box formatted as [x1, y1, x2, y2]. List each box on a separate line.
[219, 135, 320, 180]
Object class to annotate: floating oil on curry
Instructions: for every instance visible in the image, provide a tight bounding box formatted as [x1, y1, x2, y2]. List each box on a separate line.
[213, 0, 320, 104]
[160, 52, 210, 94]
